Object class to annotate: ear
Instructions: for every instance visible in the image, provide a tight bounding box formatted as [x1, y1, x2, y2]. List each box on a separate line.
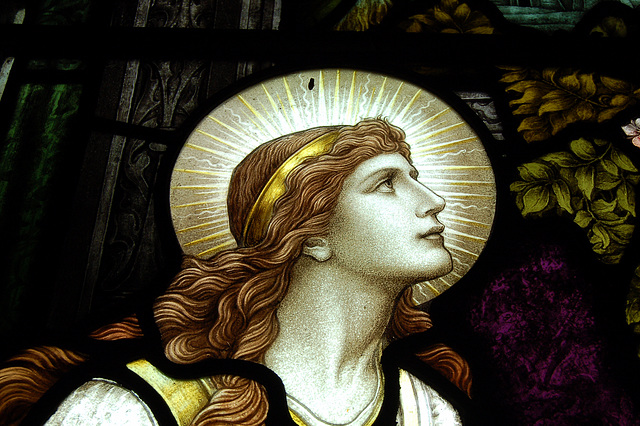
[303, 237, 332, 262]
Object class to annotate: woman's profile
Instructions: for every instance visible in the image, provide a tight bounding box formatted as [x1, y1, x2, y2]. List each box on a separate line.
[0, 70, 495, 426]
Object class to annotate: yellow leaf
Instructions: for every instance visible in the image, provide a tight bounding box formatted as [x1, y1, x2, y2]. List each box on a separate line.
[597, 107, 625, 122]
[523, 128, 551, 143]
[466, 13, 491, 28]
[510, 87, 549, 108]
[500, 72, 526, 84]
[549, 112, 570, 134]
[518, 115, 546, 131]
[506, 80, 546, 95]
[453, 3, 471, 21]
[498, 65, 526, 72]
[576, 102, 596, 120]
[577, 73, 597, 98]
[539, 92, 577, 114]
[610, 94, 633, 107]
[541, 68, 559, 82]
[442, 0, 460, 12]
[410, 14, 431, 24]
[405, 20, 424, 32]
[557, 72, 581, 92]
[513, 103, 539, 115]
[434, 7, 455, 25]
[600, 75, 633, 93]
[469, 26, 493, 34]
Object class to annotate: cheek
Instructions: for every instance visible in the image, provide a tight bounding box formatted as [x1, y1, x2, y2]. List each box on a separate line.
[329, 209, 405, 265]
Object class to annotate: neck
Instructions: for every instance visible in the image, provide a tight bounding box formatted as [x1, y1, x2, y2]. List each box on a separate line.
[264, 256, 404, 425]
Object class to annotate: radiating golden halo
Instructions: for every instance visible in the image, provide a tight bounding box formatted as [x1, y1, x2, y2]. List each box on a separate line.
[170, 69, 497, 304]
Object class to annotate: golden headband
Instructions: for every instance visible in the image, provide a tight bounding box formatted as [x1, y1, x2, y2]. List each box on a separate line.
[241, 131, 340, 247]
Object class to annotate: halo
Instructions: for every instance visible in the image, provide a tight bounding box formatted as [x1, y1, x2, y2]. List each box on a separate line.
[170, 69, 496, 305]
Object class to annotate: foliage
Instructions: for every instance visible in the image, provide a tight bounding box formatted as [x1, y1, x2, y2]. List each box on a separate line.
[501, 67, 640, 143]
[399, 0, 494, 34]
[627, 265, 640, 338]
[37, 0, 91, 25]
[335, 0, 392, 31]
[590, 16, 628, 38]
[511, 138, 639, 263]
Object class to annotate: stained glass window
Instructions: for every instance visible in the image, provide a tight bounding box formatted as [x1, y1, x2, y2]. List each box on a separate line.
[1, 0, 639, 424]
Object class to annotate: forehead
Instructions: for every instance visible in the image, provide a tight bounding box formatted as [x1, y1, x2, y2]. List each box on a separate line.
[343, 153, 414, 186]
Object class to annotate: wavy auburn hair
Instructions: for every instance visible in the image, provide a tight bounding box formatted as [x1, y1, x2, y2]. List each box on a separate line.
[154, 118, 471, 425]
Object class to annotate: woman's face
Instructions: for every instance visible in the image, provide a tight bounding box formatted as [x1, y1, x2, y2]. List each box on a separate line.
[326, 152, 452, 287]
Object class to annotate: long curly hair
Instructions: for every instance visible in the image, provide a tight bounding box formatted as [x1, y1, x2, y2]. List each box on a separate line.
[154, 118, 472, 425]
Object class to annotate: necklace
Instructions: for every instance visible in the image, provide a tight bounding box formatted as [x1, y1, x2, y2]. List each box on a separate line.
[287, 366, 385, 426]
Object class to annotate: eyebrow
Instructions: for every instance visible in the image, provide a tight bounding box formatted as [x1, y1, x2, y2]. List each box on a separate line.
[360, 165, 419, 185]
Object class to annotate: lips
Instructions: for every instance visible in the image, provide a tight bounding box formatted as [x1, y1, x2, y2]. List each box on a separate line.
[419, 225, 445, 239]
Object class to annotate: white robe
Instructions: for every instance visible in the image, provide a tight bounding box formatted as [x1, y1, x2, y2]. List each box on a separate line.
[45, 370, 461, 426]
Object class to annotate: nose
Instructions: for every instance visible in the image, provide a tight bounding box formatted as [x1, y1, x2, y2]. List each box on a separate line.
[415, 184, 446, 218]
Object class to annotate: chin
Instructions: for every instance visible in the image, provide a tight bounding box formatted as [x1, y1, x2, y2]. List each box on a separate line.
[419, 250, 453, 281]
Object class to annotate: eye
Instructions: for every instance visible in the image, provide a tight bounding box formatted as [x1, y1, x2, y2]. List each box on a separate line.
[376, 177, 395, 193]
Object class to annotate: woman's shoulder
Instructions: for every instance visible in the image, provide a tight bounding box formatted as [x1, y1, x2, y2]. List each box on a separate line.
[397, 369, 462, 426]
[44, 378, 158, 426]
[381, 334, 481, 426]
[39, 358, 214, 426]
[125, 359, 215, 425]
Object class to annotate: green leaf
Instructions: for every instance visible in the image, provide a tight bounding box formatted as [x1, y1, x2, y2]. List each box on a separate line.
[626, 265, 640, 326]
[552, 181, 574, 214]
[590, 222, 611, 250]
[575, 165, 595, 199]
[611, 147, 639, 172]
[594, 168, 621, 191]
[518, 162, 554, 181]
[617, 182, 636, 216]
[598, 211, 625, 225]
[600, 247, 624, 263]
[521, 185, 551, 216]
[601, 159, 619, 175]
[570, 138, 597, 160]
[540, 152, 580, 168]
[573, 210, 593, 228]
[591, 199, 618, 218]
[510, 180, 530, 192]
[610, 223, 635, 244]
